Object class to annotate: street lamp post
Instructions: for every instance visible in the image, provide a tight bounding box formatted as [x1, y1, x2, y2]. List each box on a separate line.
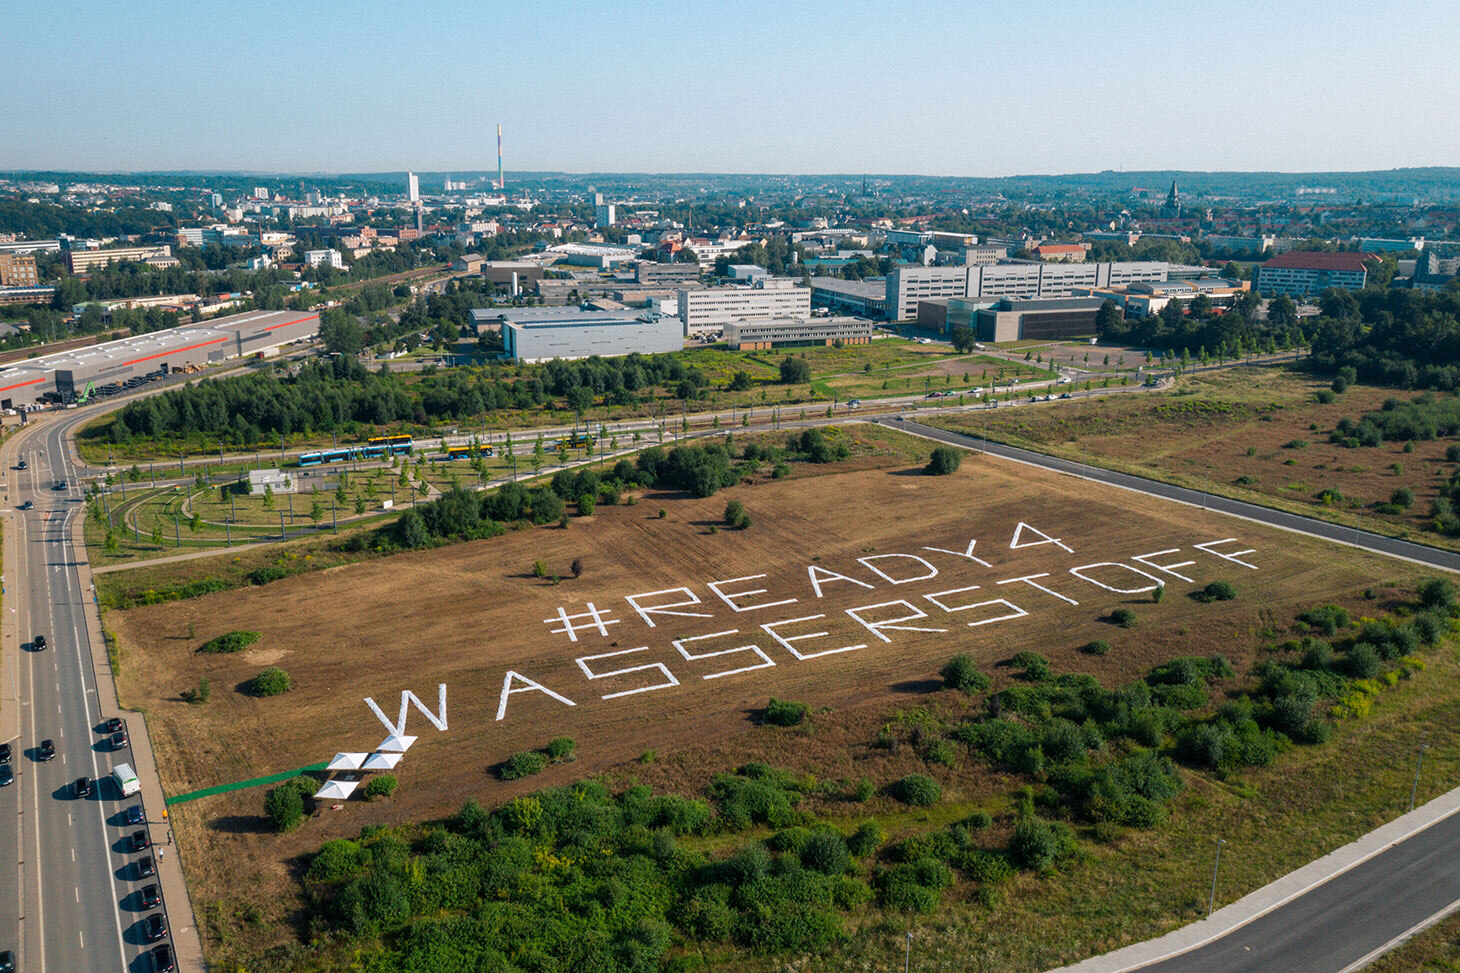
[1208, 838, 1226, 917]
[1409, 743, 1431, 812]
[904, 931, 913, 973]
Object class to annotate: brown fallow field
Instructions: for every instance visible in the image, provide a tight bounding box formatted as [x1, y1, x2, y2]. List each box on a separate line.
[108, 451, 1408, 941]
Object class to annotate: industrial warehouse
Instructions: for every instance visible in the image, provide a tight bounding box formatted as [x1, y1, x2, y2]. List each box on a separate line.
[0, 309, 319, 409]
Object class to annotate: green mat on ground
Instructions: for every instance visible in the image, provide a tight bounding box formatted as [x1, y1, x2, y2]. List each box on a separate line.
[165, 760, 329, 805]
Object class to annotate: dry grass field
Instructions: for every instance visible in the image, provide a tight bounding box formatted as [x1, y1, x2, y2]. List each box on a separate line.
[929, 367, 1460, 550]
[105, 442, 1419, 960]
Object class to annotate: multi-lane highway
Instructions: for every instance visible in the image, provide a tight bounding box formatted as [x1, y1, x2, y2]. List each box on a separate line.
[0, 412, 173, 971]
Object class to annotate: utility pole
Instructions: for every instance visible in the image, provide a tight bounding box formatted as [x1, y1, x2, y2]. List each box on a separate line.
[1208, 839, 1226, 916]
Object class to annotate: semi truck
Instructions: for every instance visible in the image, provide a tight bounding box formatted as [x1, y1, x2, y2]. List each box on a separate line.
[112, 762, 140, 797]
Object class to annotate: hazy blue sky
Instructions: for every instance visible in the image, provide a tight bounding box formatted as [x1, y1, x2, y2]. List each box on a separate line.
[3, 0, 1457, 176]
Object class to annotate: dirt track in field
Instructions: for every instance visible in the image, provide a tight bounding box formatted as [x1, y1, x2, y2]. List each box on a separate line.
[109, 452, 1406, 938]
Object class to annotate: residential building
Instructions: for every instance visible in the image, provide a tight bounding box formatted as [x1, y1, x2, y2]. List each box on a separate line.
[957, 245, 1007, 266]
[1353, 237, 1424, 253]
[722, 316, 873, 350]
[491, 308, 683, 362]
[0, 239, 61, 255]
[595, 199, 616, 228]
[65, 245, 173, 275]
[974, 297, 1107, 342]
[407, 172, 419, 203]
[0, 287, 55, 306]
[0, 253, 40, 288]
[305, 249, 345, 269]
[1033, 243, 1088, 263]
[1256, 251, 1373, 297]
[677, 279, 811, 335]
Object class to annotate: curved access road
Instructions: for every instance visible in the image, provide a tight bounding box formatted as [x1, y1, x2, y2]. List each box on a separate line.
[880, 417, 1460, 574]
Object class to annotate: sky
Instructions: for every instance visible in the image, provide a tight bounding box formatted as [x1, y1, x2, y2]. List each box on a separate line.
[3, 0, 1459, 177]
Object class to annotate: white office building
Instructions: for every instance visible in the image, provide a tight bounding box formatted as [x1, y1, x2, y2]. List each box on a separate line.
[492, 308, 683, 362]
[885, 262, 1170, 320]
[407, 172, 420, 203]
[677, 279, 812, 335]
[305, 248, 345, 270]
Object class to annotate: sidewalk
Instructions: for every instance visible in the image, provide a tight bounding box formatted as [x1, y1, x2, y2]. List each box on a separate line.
[1046, 781, 1460, 972]
[0, 443, 22, 747]
[70, 505, 207, 971]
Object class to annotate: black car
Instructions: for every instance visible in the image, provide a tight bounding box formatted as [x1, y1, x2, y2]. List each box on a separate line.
[0, 742, 10, 762]
[16, 459, 26, 470]
[73, 776, 92, 798]
[150, 943, 175, 971]
[104, 717, 124, 734]
[53, 479, 67, 490]
[139, 884, 160, 909]
[0, 765, 12, 787]
[37, 739, 55, 761]
[18, 500, 31, 510]
[125, 804, 145, 825]
[136, 855, 156, 878]
[130, 830, 150, 852]
[111, 730, 128, 750]
[143, 912, 168, 941]
[0, 948, 13, 972]
[33, 635, 45, 651]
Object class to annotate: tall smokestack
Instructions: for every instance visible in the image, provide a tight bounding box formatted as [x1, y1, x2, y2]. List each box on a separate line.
[497, 124, 504, 190]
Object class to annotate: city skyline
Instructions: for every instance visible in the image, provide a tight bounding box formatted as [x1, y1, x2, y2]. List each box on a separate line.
[4, 0, 1459, 176]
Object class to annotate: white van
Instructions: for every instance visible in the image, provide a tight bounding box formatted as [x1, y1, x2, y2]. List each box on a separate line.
[112, 763, 140, 797]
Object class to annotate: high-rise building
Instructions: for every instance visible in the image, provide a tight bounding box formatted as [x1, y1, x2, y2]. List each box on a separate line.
[595, 201, 616, 228]
[209, 192, 224, 210]
[253, 187, 270, 200]
[407, 172, 420, 203]
[0, 253, 40, 288]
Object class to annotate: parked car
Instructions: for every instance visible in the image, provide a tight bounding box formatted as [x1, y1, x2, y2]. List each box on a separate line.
[111, 730, 128, 750]
[37, 739, 55, 761]
[125, 804, 145, 825]
[73, 776, 92, 798]
[139, 884, 160, 909]
[150, 942, 175, 971]
[0, 742, 11, 762]
[130, 830, 150, 852]
[104, 717, 124, 734]
[0, 765, 12, 787]
[136, 855, 156, 878]
[144, 912, 168, 941]
[0, 948, 13, 972]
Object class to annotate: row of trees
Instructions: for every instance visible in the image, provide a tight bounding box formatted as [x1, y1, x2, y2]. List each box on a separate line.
[1308, 285, 1460, 391]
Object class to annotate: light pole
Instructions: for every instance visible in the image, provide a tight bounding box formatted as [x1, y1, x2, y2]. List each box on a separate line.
[904, 931, 913, 973]
[1409, 743, 1431, 812]
[1208, 838, 1226, 917]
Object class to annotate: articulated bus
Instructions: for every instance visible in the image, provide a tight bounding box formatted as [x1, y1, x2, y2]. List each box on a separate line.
[367, 434, 414, 455]
[445, 444, 494, 460]
[552, 432, 594, 451]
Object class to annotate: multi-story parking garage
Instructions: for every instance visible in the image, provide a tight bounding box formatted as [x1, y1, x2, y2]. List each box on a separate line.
[0, 309, 318, 409]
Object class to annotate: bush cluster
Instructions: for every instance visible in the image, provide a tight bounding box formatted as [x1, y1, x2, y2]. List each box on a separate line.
[764, 697, 808, 727]
[246, 666, 291, 697]
[198, 630, 260, 654]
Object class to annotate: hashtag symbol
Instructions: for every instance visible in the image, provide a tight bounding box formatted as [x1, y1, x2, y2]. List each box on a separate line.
[544, 602, 621, 642]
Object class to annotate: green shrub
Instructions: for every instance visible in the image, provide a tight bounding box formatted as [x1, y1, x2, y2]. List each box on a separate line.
[876, 859, 952, 912]
[363, 775, 398, 800]
[894, 773, 942, 806]
[265, 779, 307, 832]
[939, 653, 991, 693]
[1417, 577, 1456, 611]
[306, 838, 367, 884]
[578, 495, 596, 517]
[500, 750, 549, 780]
[249, 566, 288, 586]
[1283, 439, 1309, 449]
[1195, 580, 1237, 603]
[924, 446, 962, 476]
[801, 831, 850, 876]
[1110, 608, 1138, 628]
[1343, 642, 1382, 679]
[852, 777, 876, 803]
[847, 821, 883, 856]
[246, 666, 291, 697]
[924, 738, 958, 768]
[546, 736, 576, 761]
[1299, 604, 1350, 635]
[1315, 389, 1336, 404]
[724, 499, 749, 528]
[1009, 815, 1077, 871]
[1011, 650, 1052, 681]
[199, 630, 260, 654]
[953, 848, 1015, 884]
[764, 697, 808, 727]
[1082, 639, 1112, 656]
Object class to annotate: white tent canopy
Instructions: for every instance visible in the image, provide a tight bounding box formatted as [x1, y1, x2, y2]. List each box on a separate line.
[326, 752, 367, 771]
[362, 751, 403, 771]
[377, 734, 417, 753]
[315, 779, 359, 801]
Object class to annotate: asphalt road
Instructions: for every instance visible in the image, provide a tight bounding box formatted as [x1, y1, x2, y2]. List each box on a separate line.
[1138, 809, 1460, 973]
[1, 415, 168, 970]
[883, 417, 1460, 574]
